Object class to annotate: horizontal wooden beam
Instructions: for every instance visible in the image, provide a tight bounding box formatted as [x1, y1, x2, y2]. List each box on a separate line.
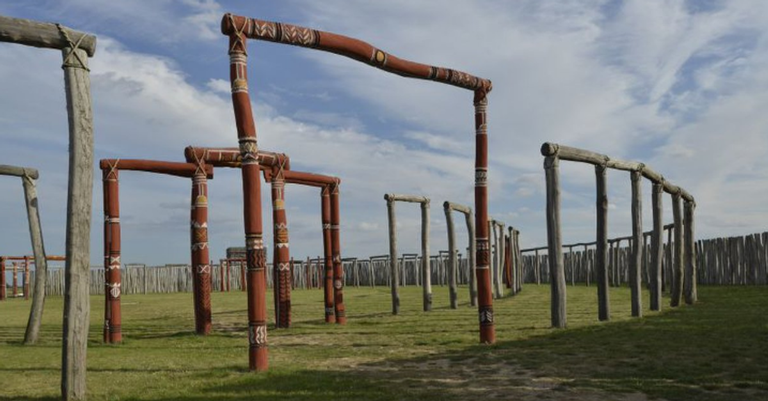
[184, 146, 287, 169]
[540, 142, 694, 202]
[0, 164, 39, 179]
[220, 13, 491, 93]
[521, 223, 676, 252]
[0, 15, 96, 57]
[99, 159, 213, 179]
[384, 194, 429, 204]
[443, 201, 471, 215]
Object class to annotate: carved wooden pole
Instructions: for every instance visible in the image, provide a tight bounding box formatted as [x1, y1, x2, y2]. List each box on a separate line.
[650, 182, 663, 311]
[444, 202, 459, 309]
[683, 200, 697, 305]
[545, 155, 566, 328]
[191, 165, 212, 334]
[0, 256, 6, 301]
[385, 195, 400, 315]
[474, 90, 495, 343]
[331, 180, 347, 323]
[225, 16, 268, 371]
[269, 161, 291, 328]
[595, 164, 610, 321]
[322, 186, 335, 322]
[630, 170, 643, 317]
[671, 192, 684, 307]
[102, 163, 122, 343]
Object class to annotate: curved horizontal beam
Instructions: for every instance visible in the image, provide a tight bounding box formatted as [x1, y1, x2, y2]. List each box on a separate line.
[262, 169, 339, 187]
[540, 142, 694, 202]
[0, 15, 97, 57]
[220, 14, 491, 93]
[184, 146, 287, 169]
[385, 194, 429, 204]
[98, 159, 213, 179]
[443, 201, 472, 215]
[0, 165, 39, 179]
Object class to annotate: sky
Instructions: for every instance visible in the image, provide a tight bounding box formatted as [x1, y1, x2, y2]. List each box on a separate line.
[0, 0, 767, 267]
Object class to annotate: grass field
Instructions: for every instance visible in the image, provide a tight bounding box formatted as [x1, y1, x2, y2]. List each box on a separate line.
[0, 284, 766, 400]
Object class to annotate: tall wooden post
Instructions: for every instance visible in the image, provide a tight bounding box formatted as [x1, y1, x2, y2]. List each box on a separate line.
[191, 166, 212, 334]
[545, 155, 566, 328]
[21, 171, 49, 343]
[420, 200, 432, 312]
[595, 164, 609, 321]
[12, 263, 19, 297]
[684, 201, 697, 305]
[474, 91, 495, 343]
[226, 17, 268, 371]
[270, 167, 291, 328]
[444, 202, 459, 309]
[630, 170, 643, 317]
[505, 230, 513, 290]
[385, 195, 400, 315]
[671, 192, 684, 307]
[465, 208, 477, 307]
[331, 180, 346, 323]
[102, 165, 122, 343]
[322, 187, 335, 322]
[650, 182, 663, 311]
[0, 256, 6, 300]
[23, 256, 30, 300]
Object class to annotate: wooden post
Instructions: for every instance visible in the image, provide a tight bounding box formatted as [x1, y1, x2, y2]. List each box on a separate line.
[20, 171, 48, 343]
[684, 200, 697, 305]
[191, 166, 212, 334]
[13, 263, 19, 297]
[0, 256, 6, 300]
[544, 155, 566, 328]
[226, 19, 268, 371]
[102, 164, 122, 343]
[322, 187, 335, 322]
[331, 180, 346, 324]
[474, 90, 495, 343]
[534, 249, 540, 285]
[23, 256, 30, 300]
[464, 207, 477, 307]
[671, 193, 684, 307]
[630, 170, 643, 317]
[650, 182, 663, 311]
[270, 167, 291, 328]
[386, 196, 399, 314]
[420, 200, 432, 312]
[443, 202, 458, 309]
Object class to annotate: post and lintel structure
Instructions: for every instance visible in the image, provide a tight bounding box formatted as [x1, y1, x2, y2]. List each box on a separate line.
[443, 201, 476, 308]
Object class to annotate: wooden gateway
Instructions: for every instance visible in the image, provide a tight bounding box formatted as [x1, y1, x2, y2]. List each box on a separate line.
[221, 12, 496, 371]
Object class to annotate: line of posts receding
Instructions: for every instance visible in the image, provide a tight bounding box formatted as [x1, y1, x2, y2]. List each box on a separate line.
[540, 142, 697, 328]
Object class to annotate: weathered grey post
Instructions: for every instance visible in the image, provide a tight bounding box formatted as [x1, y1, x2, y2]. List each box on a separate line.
[595, 164, 610, 320]
[671, 192, 684, 307]
[683, 200, 697, 304]
[385, 196, 399, 314]
[630, 170, 643, 317]
[420, 200, 432, 311]
[497, 221, 505, 297]
[384, 194, 432, 312]
[544, 154, 566, 328]
[0, 19, 101, 399]
[0, 166, 49, 343]
[650, 182, 664, 311]
[444, 202, 459, 309]
[444, 201, 476, 306]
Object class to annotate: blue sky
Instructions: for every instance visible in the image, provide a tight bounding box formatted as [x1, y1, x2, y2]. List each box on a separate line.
[1, 0, 767, 267]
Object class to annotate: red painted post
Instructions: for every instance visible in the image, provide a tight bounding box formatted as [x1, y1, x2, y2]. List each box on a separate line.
[474, 90, 495, 344]
[321, 186, 335, 323]
[103, 163, 122, 343]
[191, 165, 212, 335]
[225, 16, 268, 371]
[331, 180, 346, 324]
[269, 156, 291, 328]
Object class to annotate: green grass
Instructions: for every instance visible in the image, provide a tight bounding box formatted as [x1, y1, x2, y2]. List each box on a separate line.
[0, 284, 766, 400]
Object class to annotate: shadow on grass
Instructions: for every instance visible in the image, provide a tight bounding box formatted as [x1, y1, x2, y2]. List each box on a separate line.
[143, 287, 767, 401]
